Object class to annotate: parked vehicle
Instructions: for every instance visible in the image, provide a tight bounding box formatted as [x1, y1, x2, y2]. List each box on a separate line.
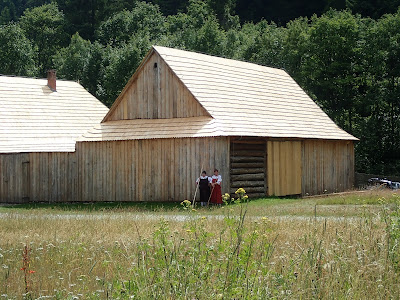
[368, 177, 400, 189]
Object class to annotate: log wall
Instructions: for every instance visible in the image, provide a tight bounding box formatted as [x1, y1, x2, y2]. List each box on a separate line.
[230, 139, 267, 198]
[76, 137, 230, 202]
[302, 140, 354, 195]
[105, 52, 209, 121]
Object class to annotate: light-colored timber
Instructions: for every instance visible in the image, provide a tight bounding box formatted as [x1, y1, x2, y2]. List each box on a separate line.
[302, 140, 355, 195]
[267, 140, 302, 196]
[0, 75, 108, 153]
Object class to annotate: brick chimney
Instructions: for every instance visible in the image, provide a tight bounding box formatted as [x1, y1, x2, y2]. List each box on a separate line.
[47, 69, 57, 91]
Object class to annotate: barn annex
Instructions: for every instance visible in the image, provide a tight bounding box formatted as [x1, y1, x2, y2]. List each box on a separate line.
[76, 46, 358, 202]
[0, 72, 109, 202]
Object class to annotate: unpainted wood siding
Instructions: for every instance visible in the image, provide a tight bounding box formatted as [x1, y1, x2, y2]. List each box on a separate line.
[302, 140, 354, 195]
[0, 152, 76, 203]
[105, 52, 209, 121]
[267, 141, 302, 196]
[76, 137, 230, 202]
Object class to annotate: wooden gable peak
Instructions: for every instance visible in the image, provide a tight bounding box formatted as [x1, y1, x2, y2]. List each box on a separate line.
[102, 47, 211, 122]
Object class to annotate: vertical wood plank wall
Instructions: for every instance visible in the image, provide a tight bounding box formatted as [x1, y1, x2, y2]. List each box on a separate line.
[302, 140, 354, 195]
[267, 141, 302, 196]
[0, 138, 355, 203]
[106, 52, 209, 121]
[76, 137, 230, 202]
[0, 152, 76, 203]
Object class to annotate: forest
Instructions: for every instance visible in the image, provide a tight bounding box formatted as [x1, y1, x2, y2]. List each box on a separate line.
[0, 0, 399, 176]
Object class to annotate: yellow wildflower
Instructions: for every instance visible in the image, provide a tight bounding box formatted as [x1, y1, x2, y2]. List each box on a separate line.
[235, 188, 246, 194]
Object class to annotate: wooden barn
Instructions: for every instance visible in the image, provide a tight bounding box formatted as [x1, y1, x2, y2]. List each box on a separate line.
[77, 46, 358, 201]
[0, 72, 108, 203]
[0, 47, 357, 203]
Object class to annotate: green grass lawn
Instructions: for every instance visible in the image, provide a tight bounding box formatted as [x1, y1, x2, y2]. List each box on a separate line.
[1, 188, 396, 217]
[1, 190, 399, 299]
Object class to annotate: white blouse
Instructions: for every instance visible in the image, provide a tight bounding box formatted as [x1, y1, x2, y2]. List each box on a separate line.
[211, 174, 222, 185]
[196, 175, 210, 183]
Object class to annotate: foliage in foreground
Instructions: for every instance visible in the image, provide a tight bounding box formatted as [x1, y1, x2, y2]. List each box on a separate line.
[1, 192, 400, 298]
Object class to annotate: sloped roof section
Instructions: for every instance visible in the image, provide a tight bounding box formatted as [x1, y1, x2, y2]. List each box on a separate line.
[0, 75, 109, 153]
[153, 46, 357, 141]
[79, 116, 222, 141]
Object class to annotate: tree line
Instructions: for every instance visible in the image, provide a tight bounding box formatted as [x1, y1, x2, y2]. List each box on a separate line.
[0, 0, 399, 176]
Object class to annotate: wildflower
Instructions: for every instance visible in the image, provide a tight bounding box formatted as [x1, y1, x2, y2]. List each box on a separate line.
[201, 216, 206, 220]
[180, 200, 192, 210]
[222, 193, 231, 203]
[235, 188, 246, 195]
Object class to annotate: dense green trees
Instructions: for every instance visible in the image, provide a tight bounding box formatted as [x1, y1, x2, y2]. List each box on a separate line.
[0, 22, 36, 75]
[19, 3, 68, 76]
[0, 0, 399, 175]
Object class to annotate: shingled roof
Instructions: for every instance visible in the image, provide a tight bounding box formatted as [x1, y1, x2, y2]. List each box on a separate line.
[81, 46, 357, 142]
[0, 75, 108, 153]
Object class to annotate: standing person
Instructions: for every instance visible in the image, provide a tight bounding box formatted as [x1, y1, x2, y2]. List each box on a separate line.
[196, 171, 210, 207]
[210, 169, 222, 205]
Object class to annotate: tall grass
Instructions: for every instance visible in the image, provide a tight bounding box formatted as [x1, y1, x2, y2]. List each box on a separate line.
[0, 191, 399, 298]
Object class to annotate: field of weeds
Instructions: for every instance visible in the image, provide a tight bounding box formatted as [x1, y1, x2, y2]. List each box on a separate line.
[0, 189, 399, 299]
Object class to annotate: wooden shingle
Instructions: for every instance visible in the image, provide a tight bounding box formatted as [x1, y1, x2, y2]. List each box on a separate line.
[0, 75, 108, 153]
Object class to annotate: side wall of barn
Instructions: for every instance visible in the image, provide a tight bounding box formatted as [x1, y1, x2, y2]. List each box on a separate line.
[301, 140, 355, 195]
[0, 152, 77, 203]
[0, 138, 355, 203]
[76, 137, 230, 202]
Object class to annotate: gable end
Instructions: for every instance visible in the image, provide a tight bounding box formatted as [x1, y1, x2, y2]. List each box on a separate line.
[103, 49, 210, 122]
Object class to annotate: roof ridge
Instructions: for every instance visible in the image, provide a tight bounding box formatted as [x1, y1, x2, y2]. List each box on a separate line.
[152, 45, 285, 74]
[0, 74, 80, 83]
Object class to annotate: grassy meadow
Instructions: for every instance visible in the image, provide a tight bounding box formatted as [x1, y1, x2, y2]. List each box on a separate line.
[1, 189, 400, 299]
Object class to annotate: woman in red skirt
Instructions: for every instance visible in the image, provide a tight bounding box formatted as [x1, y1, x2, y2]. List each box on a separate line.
[210, 169, 222, 205]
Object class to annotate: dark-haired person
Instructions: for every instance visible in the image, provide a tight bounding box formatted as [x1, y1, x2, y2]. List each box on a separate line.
[196, 171, 211, 206]
[210, 169, 222, 205]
